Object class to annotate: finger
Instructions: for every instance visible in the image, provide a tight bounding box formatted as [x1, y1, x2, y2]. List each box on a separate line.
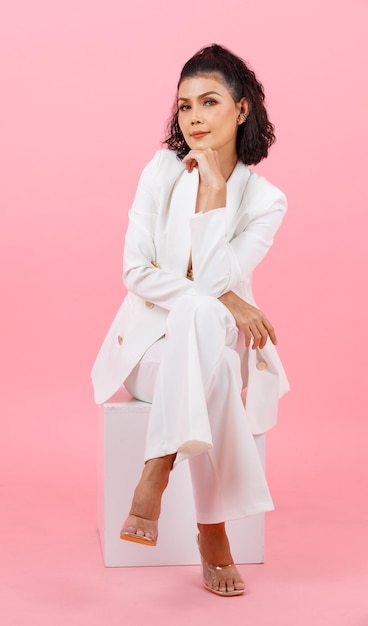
[258, 333, 267, 349]
[183, 150, 204, 164]
[256, 322, 270, 349]
[185, 150, 215, 173]
[182, 154, 198, 169]
[262, 317, 277, 345]
[250, 327, 262, 350]
[243, 328, 252, 348]
[182, 151, 195, 162]
[183, 159, 197, 173]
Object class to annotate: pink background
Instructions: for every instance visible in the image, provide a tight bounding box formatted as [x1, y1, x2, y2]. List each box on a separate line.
[1, 1, 367, 624]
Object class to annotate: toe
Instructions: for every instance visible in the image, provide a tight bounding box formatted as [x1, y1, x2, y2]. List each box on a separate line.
[229, 564, 245, 592]
[121, 515, 158, 543]
[234, 579, 245, 591]
[122, 524, 137, 534]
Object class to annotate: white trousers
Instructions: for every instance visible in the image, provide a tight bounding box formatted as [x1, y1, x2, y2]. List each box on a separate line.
[124, 295, 274, 524]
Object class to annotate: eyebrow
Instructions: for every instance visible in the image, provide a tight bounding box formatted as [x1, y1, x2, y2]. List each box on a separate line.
[177, 91, 222, 102]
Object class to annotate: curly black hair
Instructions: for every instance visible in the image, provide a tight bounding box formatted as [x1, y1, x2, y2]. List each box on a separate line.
[164, 44, 275, 165]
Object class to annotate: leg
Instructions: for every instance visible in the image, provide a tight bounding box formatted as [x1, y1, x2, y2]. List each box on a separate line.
[120, 295, 237, 546]
[120, 453, 176, 545]
[154, 296, 271, 593]
[191, 346, 253, 594]
[197, 523, 245, 595]
[120, 339, 176, 545]
[122, 296, 270, 597]
[144, 295, 240, 460]
[148, 296, 272, 521]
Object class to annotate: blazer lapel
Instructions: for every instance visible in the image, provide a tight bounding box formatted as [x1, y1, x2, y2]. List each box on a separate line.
[164, 161, 251, 274]
[165, 168, 198, 276]
[225, 162, 251, 236]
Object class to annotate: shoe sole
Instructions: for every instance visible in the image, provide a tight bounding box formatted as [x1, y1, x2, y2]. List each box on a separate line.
[120, 532, 156, 547]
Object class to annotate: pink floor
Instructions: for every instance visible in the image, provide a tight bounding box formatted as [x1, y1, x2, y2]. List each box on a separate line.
[1, 380, 367, 626]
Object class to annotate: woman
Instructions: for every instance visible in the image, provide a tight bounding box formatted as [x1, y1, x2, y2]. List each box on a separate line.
[91, 44, 289, 596]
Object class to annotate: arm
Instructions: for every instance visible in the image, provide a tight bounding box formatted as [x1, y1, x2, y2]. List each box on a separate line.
[191, 203, 284, 349]
[123, 149, 286, 342]
[123, 152, 196, 310]
[183, 148, 286, 296]
[183, 149, 286, 348]
[189, 186, 286, 296]
[219, 290, 277, 349]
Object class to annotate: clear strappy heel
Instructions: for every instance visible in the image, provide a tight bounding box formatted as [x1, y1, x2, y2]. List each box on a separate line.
[120, 515, 158, 547]
[197, 534, 245, 596]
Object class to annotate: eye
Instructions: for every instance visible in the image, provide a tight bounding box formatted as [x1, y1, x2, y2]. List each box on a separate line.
[204, 99, 216, 106]
[179, 104, 191, 111]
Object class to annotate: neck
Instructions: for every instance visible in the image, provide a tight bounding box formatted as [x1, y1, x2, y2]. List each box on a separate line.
[222, 158, 238, 182]
[217, 147, 238, 182]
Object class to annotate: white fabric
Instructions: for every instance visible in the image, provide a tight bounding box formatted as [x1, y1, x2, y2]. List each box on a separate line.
[91, 149, 290, 524]
[91, 150, 290, 437]
[124, 295, 274, 524]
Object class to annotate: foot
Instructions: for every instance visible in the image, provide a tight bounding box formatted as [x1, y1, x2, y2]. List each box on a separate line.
[120, 454, 176, 546]
[197, 523, 245, 595]
[120, 514, 158, 545]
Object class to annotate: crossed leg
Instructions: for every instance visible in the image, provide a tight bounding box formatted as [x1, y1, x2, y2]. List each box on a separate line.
[120, 295, 271, 593]
[120, 454, 245, 594]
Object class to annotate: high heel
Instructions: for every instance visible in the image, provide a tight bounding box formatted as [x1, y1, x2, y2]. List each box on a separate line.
[197, 535, 245, 596]
[120, 515, 158, 547]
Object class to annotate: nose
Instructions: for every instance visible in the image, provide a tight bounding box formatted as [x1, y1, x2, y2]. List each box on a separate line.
[190, 106, 203, 125]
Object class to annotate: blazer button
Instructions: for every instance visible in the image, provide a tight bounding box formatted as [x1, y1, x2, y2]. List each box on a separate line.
[256, 360, 267, 371]
[117, 335, 123, 345]
[145, 301, 155, 309]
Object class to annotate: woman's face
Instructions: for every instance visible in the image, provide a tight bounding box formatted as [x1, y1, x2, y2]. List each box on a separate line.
[177, 74, 247, 159]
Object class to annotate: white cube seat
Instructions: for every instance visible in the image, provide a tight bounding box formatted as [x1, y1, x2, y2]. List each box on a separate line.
[98, 388, 265, 567]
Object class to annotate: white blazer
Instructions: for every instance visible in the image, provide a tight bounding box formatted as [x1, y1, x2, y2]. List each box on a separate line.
[91, 149, 290, 434]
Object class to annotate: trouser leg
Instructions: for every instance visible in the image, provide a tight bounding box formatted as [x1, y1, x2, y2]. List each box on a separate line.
[188, 344, 273, 523]
[144, 295, 239, 460]
[124, 295, 273, 523]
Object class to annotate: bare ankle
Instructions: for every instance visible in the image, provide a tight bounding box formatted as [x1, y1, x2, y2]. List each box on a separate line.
[129, 454, 176, 521]
[145, 453, 176, 471]
[197, 523, 234, 567]
[143, 454, 176, 487]
[197, 522, 226, 536]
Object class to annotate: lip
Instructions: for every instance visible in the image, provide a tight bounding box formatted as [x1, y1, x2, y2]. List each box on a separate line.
[191, 131, 209, 139]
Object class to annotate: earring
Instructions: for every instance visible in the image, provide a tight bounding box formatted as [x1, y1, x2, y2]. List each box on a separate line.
[238, 113, 247, 124]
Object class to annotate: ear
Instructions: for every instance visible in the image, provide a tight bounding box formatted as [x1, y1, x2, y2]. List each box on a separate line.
[236, 98, 250, 124]
[239, 98, 250, 116]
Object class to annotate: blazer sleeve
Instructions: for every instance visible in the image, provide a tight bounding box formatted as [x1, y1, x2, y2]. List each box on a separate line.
[190, 182, 287, 297]
[123, 152, 196, 310]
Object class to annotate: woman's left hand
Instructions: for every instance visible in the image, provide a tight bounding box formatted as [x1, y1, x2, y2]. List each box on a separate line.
[219, 291, 277, 349]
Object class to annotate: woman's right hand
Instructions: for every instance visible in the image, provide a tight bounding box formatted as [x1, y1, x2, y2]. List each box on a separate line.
[219, 291, 277, 349]
[182, 149, 227, 212]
